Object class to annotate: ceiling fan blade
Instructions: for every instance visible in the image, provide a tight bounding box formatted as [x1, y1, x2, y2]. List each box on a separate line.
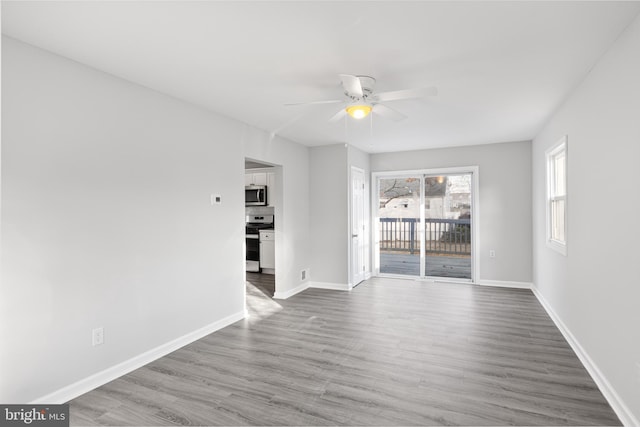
[329, 107, 347, 123]
[373, 103, 407, 122]
[284, 99, 343, 107]
[375, 86, 438, 102]
[339, 74, 363, 97]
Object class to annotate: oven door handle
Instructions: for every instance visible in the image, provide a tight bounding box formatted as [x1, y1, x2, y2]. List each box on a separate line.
[246, 235, 259, 239]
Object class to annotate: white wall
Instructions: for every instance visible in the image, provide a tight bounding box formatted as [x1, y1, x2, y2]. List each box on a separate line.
[371, 141, 532, 284]
[309, 144, 348, 286]
[243, 128, 310, 296]
[306, 144, 371, 288]
[1, 37, 248, 403]
[532, 14, 640, 426]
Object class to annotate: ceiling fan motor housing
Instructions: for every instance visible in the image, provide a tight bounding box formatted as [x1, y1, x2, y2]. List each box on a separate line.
[347, 75, 376, 102]
[357, 75, 376, 92]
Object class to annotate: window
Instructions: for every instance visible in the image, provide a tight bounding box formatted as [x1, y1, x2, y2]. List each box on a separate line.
[546, 136, 567, 255]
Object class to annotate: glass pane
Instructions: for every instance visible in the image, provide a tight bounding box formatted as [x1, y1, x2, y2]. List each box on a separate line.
[378, 177, 421, 276]
[551, 199, 566, 242]
[554, 152, 566, 196]
[425, 174, 472, 279]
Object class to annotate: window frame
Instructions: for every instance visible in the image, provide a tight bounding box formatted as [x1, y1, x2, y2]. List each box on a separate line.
[546, 136, 568, 256]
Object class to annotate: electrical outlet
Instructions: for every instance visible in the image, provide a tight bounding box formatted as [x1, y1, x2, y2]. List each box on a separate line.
[489, 250, 496, 258]
[301, 269, 306, 280]
[92, 327, 104, 346]
[210, 194, 222, 205]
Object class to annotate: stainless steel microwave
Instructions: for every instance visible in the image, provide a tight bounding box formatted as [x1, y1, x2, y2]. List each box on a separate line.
[245, 185, 267, 206]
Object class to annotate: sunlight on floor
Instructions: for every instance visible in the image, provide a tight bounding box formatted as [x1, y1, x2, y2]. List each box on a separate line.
[246, 280, 282, 322]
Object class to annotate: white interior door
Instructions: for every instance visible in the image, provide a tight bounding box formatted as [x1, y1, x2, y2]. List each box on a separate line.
[351, 167, 366, 286]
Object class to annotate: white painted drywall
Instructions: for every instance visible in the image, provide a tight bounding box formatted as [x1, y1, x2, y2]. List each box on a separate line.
[309, 144, 349, 286]
[371, 141, 532, 284]
[306, 144, 371, 287]
[242, 128, 311, 295]
[532, 14, 640, 426]
[0, 37, 248, 402]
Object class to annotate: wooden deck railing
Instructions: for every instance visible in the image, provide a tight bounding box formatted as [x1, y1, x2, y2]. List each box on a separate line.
[379, 217, 471, 256]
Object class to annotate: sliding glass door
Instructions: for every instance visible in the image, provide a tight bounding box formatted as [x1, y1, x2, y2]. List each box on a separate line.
[424, 174, 472, 279]
[378, 176, 422, 276]
[375, 169, 475, 281]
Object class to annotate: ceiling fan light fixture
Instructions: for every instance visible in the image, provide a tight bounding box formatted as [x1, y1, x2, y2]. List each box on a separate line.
[346, 104, 372, 119]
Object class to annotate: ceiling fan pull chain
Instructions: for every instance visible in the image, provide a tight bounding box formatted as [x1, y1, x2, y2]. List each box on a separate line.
[345, 111, 349, 141]
[370, 110, 375, 151]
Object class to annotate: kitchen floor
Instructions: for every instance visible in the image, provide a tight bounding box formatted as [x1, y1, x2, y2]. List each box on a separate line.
[245, 272, 279, 323]
[246, 272, 274, 297]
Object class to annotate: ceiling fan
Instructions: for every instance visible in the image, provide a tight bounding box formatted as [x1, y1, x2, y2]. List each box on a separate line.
[286, 74, 438, 123]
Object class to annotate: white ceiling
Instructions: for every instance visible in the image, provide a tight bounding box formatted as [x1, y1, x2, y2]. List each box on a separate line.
[3, 1, 640, 153]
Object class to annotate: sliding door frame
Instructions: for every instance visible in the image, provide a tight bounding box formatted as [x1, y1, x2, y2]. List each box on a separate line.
[372, 166, 480, 283]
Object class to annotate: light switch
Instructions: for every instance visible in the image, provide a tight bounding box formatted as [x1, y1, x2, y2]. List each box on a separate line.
[211, 194, 222, 205]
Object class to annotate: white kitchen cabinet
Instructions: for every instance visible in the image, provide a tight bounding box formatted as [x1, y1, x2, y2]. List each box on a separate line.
[259, 230, 275, 271]
[245, 172, 267, 186]
[266, 172, 275, 206]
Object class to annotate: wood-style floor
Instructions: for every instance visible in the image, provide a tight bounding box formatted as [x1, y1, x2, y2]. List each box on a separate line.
[69, 276, 620, 426]
[380, 252, 472, 278]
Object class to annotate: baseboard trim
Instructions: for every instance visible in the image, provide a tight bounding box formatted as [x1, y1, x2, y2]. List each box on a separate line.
[308, 281, 352, 291]
[273, 282, 309, 299]
[477, 279, 532, 289]
[364, 271, 372, 280]
[532, 287, 638, 427]
[31, 310, 246, 404]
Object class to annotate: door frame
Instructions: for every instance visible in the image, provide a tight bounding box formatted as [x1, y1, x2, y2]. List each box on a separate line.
[372, 166, 480, 283]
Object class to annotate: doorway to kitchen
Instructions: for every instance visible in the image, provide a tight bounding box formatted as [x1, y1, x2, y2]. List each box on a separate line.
[373, 167, 478, 282]
[244, 158, 281, 310]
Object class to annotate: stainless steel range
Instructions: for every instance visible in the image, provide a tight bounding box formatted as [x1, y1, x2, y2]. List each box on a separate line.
[245, 214, 274, 272]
